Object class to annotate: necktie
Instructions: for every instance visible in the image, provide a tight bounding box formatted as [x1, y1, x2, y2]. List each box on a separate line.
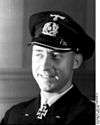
[36, 103, 49, 119]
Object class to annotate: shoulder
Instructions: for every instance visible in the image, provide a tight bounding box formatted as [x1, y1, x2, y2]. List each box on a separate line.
[81, 97, 95, 118]
[8, 98, 36, 114]
[66, 87, 95, 125]
[73, 85, 95, 110]
[74, 88, 95, 115]
[0, 97, 37, 124]
[80, 93, 95, 110]
[74, 93, 95, 123]
[69, 85, 95, 117]
[74, 98, 95, 125]
[9, 98, 35, 113]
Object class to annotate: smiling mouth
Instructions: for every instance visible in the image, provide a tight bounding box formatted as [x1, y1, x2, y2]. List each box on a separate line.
[39, 74, 52, 79]
[38, 74, 59, 80]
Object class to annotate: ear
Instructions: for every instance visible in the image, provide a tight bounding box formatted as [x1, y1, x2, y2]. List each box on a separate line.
[73, 54, 83, 69]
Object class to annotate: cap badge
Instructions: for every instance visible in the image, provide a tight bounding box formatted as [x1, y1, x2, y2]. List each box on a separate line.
[42, 22, 59, 36]
[50, 14, 65, 21]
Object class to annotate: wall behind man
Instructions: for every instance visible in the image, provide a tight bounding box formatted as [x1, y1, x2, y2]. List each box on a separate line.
[0, 0, 95, 121]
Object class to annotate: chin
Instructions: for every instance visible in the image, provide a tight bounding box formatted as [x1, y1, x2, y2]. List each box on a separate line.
[36, 78, 57, 92]
[39, 84, 54, 92]
[40, 85, 58, 93]
[40, 87, 51, 92]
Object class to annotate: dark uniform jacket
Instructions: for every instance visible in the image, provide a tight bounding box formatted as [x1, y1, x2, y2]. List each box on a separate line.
[0, 85, 95, 125]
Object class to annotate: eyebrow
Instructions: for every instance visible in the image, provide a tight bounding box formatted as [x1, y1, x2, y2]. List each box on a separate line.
[33, 49, 43, 52]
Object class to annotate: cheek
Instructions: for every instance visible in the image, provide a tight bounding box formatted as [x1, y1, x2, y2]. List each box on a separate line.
[58, 59, 74, 79]
[32, 56, 39, 75]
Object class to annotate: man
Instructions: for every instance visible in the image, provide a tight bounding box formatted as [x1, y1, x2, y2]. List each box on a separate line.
[1, 10, 95, 125]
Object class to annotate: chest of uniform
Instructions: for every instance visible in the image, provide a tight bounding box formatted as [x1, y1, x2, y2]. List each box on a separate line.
[22, 114, 66, 125]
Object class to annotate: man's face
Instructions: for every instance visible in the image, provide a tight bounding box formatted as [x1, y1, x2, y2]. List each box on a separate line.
[32, 45, 76, 93]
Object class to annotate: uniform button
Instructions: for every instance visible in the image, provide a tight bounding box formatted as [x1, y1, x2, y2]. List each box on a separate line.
[56, 115, 61, 119]
[25, 114, 29, 116]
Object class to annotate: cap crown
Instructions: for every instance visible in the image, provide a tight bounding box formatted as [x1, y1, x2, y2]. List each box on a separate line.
[29, 11, 95, 61]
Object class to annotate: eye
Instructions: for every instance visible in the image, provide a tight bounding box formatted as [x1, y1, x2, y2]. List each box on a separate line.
[33, 51, 44, 58]
[36, 53, 44, 57]
[51, 52, 61, 59]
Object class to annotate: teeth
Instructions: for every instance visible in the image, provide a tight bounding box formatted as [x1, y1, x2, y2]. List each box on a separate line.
[42, 75, 49, 78]
[37, 72, 59, 80]
[39, 74, 49, 78]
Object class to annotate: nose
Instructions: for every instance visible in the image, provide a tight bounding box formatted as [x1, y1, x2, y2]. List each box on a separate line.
[42, 53, 52, 69]
[40, 53, 57, 76]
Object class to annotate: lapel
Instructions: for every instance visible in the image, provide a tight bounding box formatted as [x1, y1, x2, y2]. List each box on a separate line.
[22, 95, 41, 124]
[25, 95, 40, 115]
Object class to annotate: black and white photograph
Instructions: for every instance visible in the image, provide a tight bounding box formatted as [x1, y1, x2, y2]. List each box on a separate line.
[0, 0, 95, 125]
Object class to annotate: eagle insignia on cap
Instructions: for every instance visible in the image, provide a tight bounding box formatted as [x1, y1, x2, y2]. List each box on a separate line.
[42, 22, 59, 36]
[50, 14, 65, 21]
